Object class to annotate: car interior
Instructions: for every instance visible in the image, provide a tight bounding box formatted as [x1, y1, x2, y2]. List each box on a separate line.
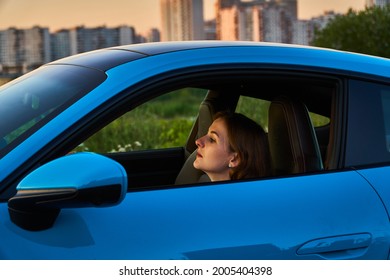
[98, 71, 338, 191]
[176, 88, 328, 185]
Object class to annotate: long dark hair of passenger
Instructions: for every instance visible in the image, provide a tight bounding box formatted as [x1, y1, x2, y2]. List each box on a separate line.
[214, 111, 270, 180]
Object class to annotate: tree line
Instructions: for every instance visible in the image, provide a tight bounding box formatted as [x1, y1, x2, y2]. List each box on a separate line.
[312, 5, 390, 58]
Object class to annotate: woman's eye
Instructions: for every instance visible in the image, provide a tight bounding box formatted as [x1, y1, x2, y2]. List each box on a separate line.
[209, 137, 215, 143]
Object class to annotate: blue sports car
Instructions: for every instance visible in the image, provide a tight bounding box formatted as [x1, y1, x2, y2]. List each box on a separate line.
[0, 41, 389, 259]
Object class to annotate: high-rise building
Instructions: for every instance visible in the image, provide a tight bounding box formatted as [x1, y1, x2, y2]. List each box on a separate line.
[0, 26, 50, 73]
[291, 20, 315, 45]
[216, 0, 240, 9]
[216, 0, 296, 43]
[366, 0, 390, 7]
[51, 29, 73, 60]
[218, 5, 239, 40]
[216, 0, 263, 40]
[160, 0, 205, 41]
[146, 28, 161, 42]
[57, 26, 135, 58]
[262, 2, 286, 43]
[1, 24, 141, 74]
[275, 0, 297, 19]
[204, 19, 217, 40]
[51, 26, 136, 60]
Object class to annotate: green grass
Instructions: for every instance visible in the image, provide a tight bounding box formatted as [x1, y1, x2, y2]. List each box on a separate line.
[73, 88, 206, 153]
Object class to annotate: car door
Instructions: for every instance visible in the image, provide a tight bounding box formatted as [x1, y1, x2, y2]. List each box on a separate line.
[0, 167, 388, 259]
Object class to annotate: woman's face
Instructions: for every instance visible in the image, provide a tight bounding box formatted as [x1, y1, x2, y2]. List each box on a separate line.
[193, 118, 237, 181]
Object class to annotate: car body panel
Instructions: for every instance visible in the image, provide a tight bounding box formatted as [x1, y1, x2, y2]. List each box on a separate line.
[355, 166, 390, 220]
[113, 41, 390, 79]
[0, 170, 388, 259]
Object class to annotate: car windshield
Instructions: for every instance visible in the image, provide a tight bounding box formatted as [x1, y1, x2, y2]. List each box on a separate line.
[0, 64, 106, 158]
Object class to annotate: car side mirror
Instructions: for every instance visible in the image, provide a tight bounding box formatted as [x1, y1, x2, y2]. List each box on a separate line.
[8, 152, 127, 231]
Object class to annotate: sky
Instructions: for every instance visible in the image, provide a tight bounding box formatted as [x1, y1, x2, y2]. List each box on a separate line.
[0, 0, 366, 34]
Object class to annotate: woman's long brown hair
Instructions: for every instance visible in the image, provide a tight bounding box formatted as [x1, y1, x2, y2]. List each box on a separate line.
[214, 111, 271, 180]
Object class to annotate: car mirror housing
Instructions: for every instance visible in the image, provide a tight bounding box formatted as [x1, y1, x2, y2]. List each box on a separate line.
[8, 152, 127, 231]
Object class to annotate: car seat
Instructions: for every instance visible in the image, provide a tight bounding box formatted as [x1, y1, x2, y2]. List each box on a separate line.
[174, 94, 218, 185]
[268, 95, 323, 175]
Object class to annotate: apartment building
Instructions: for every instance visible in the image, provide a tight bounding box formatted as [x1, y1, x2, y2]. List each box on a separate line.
[0, 26, 50, 73]
[217, 0, 297, 43]
[366, 0, 390, 7]
[160, 0, 205, 41]
[52, 25, 138, 60]
[146, 28, 161, 42]
[0, 25, 141, 73]
[216, 0, 334, 45]
[0, 0, 339, 76]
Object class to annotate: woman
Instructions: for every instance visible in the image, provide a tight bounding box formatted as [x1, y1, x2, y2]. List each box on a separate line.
[193, 111, 270, 181]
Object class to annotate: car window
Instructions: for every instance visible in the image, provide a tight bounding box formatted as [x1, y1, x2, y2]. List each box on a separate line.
[73, 88, 207, 153]
[235, 96, 270, 131]
[235, 96, 330, 132]
[310, 112, 330, 127]
[346, 79, 390, 167]
[381, 90, 390, 151]
[0, 65, 106, 158]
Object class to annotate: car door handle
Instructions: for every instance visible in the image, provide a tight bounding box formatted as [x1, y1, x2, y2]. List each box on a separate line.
[297, 233, 372, 259]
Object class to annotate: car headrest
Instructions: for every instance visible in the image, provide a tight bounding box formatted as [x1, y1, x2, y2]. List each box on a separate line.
[268, 95, 323, 175]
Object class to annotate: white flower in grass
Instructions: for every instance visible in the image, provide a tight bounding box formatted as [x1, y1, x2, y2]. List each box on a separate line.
[134, 141, 142, 147]
[125, 144, 132, 150]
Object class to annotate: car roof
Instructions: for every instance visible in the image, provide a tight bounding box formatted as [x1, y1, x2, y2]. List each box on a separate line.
[48, 41, 274, 71]
[112, 40, 274, 55]
[48, 41, 390, 79]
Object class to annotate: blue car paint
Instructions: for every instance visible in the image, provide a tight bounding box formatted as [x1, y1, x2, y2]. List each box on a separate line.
[0, 42, 390, 259]
[117, 42, 390, 77]
[0, 169, 388, 259]
[355, 166, 390, 220]
[17, 152, 127, 193]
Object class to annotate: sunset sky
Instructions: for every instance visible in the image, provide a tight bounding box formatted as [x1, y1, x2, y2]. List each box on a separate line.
[0, 0, 366, 34]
